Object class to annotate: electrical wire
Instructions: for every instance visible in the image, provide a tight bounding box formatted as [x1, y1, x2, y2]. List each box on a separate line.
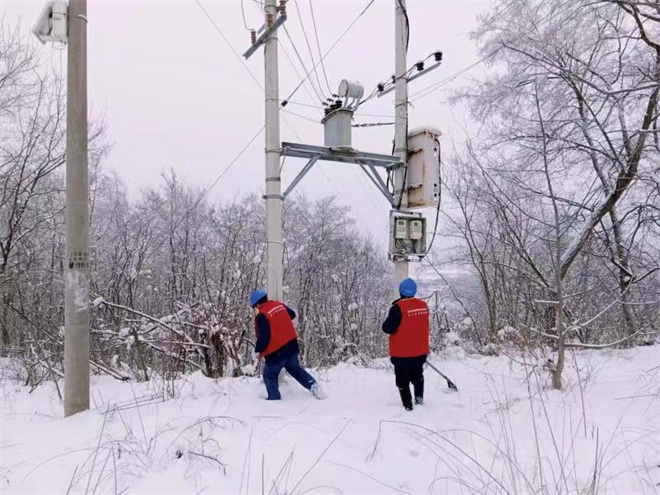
[396, 0, 410, 51]
[282, 109, 320, 124]
[424, 139, 443, 254]
[283, 25, 326, 103]
[352, 122, 395, 128]
[283, 100, 395, 119]
[409, 1, 579, 103]
[397, 0, 410, 212]
[240, 0, 252, 31]
[307, 0, 334, 96]
[279, 41, 326, 111]
[292, 0, 328, 100]
[194, 0, 263, 91]
[283, 0, 376, 105]
[195, 0, 315, 144]
[169, 125, 265, 233]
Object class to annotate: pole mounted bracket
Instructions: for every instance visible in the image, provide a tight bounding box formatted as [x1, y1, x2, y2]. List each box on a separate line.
[243, 15, 288, 60]
[377, 61, 442, 98]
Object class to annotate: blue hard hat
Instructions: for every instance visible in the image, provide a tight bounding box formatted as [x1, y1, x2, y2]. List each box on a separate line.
[249, 289, 267, 307]
[399, 278, 417, 297]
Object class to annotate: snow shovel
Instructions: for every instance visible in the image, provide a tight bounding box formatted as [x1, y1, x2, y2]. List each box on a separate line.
[426, 361, 458, 392]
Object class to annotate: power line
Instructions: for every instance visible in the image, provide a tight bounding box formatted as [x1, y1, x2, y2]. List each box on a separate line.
[282, 108, 320, 124]
[240, 0, 252, 31]
[410, 54, 494, 103]
[283, 25, 326, 103]
[292, 0, 328, 99]
[194, 0, 314, 145]
[283, 0, 376, 105]
[170, 125, 265, 233]
[194, 0, 263, 91]
[307, 0, 333, 96]
[279, 40, 325, 111]
[353, 121, 395, 128]
[284, 100, 395, 119]
[409, 1, 579, 103]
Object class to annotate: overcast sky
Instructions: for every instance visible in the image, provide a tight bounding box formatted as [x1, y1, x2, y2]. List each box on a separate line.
[2, 0, 491, 250]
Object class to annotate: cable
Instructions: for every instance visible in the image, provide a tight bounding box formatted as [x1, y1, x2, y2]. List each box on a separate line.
[282, 109, 320, 124]
[424, 139, 443, 255]
[409, 1, 579, 103]
[410, 55, 493, 103]
[283, 0, 376, 105]
[279, 41, 325, 111]
[283, 25, 326, 103]
[284, 100, 395, 119]
[240, 0, 252, 31]
[308, 0, 333, 96]
[194, 0, 263, 91]
[352, 122, 395, 128]
[293, 0, 328, 99]
[170, 125, 265, 233]
[396, 0, 410, 51]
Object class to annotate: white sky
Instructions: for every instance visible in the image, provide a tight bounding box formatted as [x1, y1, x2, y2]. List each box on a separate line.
[2, 0, 491, 249]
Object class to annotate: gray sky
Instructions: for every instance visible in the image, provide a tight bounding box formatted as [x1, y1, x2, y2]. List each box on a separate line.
[2, 0, 490, 248]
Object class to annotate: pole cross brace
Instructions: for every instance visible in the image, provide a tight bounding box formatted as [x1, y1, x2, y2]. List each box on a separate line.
[358, 162, 396, 206]
[243, 15, 288, 60]
[283, 154, 320, 198]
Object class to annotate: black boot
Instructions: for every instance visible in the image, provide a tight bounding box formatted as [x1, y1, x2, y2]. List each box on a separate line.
[398, 387, 413, 411]
[412, 364, 424, 406]
[413, 379, 424, 405]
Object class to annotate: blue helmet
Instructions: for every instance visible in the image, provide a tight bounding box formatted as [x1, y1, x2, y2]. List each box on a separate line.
[249, 289, 267, 308]
[399, 278, 417, 297]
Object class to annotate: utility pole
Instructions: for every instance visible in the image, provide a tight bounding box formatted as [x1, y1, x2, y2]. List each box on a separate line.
[394, 0, 410, 291]
[264, 0, 284, 301]
[64, 0, 90, 417]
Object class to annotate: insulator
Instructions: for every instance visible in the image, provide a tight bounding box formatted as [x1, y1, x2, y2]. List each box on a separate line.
[279, 0, 287, 16]
[415, 61, 424, 71]
[377, 83, 385, 92]
[267, 12, 274, 27]
[251, 30, 257, 44]
[434, 51, 443, 62]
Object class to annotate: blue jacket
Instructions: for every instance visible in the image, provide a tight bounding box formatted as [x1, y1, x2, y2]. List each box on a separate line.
[382, 298, 407, 335]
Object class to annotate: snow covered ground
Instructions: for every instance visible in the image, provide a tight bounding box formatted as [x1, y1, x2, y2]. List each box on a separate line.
[1, 346, 659, 495]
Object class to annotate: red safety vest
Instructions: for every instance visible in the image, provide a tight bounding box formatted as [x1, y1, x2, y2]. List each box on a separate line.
[255, 300, 297, 356]
[389, 298, 430, 358]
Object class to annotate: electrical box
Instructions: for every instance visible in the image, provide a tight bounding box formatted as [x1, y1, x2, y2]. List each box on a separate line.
[32, 1, 68, 45]
[389, 211, 427, 261]
[405, 127, 441, 209]
[322, 108, 353, 148]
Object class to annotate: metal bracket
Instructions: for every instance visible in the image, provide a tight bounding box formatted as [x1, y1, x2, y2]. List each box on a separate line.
[281, 142, 403, 170]
[243, 15, 288, 60]
[283, 155, 320, 198]
[279, 142, 402, 202]
[358, 163, 395, 206]
[377, 61, 442, 98]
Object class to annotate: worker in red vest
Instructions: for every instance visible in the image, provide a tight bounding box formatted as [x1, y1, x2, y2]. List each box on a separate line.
[382, 278, 430, 411]
[250, 289, 324, 401]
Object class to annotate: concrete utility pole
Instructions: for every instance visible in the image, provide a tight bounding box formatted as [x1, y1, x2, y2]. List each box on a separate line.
[64, 0, 90, 417]
[394, 0, 410, 290]
[264, 0, 284, 301]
